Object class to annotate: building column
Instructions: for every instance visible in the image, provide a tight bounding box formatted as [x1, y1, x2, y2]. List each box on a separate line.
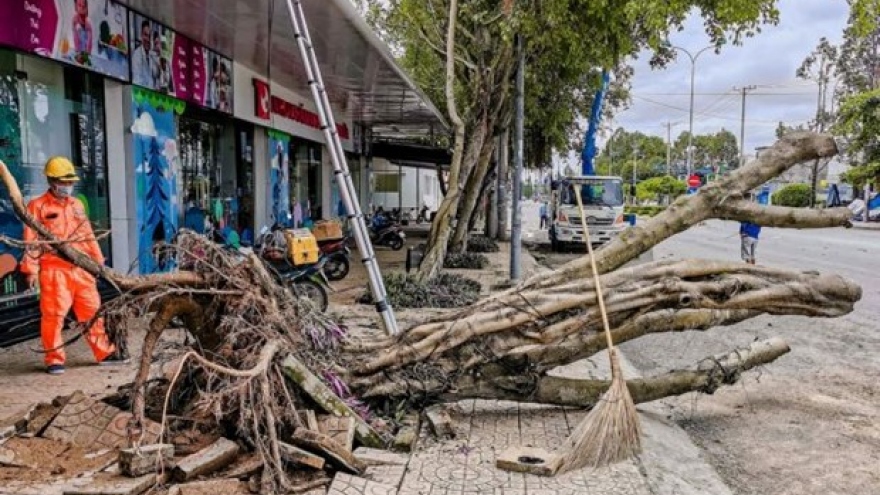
[253, 129, 269, 231]
[104, 80, 137, 271]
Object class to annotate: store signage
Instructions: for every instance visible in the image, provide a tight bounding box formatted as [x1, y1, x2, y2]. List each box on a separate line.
[128, 10, 233, 113]
[252, 78, 349, 140]
[0, 0, 131, 81]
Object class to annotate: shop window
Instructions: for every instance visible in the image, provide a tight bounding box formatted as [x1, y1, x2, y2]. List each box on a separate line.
[289, 139, 322, 223]
[235, 124, 254, 242]
[0, 53, 111, 298]
[375, 173, 400, 193]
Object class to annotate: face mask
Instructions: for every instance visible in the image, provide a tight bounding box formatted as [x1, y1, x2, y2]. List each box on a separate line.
[53, 184, 74, 198]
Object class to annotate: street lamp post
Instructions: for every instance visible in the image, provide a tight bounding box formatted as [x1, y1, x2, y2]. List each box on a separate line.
[672, 45, 714, 176]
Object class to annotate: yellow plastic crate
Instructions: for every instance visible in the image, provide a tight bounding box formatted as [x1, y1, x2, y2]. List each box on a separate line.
[284, 229, 320, 265]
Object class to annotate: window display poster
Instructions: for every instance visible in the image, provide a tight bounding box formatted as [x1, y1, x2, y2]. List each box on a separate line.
[269, 135, 291, 226]
[16, 0, 130, 81]
[131, 97, 179, 274]
[191, 46, 233, 113]
[129, 11, 189, 98]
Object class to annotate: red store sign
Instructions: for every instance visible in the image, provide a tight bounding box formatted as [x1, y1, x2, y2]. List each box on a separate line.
[253, 79, 349, 140]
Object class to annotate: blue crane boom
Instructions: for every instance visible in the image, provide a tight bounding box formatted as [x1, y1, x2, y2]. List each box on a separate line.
[580, 70, 610, 176]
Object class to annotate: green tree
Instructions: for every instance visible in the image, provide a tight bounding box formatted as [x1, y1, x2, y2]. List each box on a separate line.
[772, 183, 813, 207]
[636, 176, 687, 202]
[672, 129, 739, 171]
[363, 0, 790, 279]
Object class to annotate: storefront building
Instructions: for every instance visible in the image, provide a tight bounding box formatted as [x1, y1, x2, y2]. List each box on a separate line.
[0, 0, 446, 302]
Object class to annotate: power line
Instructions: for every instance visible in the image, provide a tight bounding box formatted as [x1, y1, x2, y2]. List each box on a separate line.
[630, 95, 782, 125]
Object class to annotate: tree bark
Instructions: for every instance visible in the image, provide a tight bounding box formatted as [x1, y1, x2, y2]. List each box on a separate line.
[415, 0, 467, 282]
[449, 134, 497, 253]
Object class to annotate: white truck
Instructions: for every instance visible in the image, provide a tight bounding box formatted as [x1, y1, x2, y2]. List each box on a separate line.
[548, 175, 627, 251]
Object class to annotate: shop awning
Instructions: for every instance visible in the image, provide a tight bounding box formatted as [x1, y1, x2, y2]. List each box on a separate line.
[117, 0, 448, 138]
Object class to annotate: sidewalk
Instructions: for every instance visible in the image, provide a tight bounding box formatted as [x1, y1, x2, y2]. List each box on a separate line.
[0, 242, 732, 495]
[851, 221, 880, 231]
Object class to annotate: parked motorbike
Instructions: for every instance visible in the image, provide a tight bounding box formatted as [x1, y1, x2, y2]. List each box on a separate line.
[369, 214, 406, 251]
[415, 205, 430, 224]
[317, 236, 351, 281]
[263, 255, 331, 312]
[253, 225, 332, 312]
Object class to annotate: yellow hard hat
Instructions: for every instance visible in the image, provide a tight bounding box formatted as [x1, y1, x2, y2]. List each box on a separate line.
[44, 156, 79, 181]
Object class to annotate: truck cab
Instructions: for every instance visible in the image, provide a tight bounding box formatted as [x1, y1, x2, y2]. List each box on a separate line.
[549, 176, 626, 251]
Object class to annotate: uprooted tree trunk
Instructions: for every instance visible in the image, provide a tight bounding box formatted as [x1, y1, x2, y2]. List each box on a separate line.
[0, 132, 861, 492]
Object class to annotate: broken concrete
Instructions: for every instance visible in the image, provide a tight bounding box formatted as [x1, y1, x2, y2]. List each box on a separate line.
[118, 444, 174, 477]
[391, 414, 420, 453]
[281, 356, 384, 448]
[495, 446, 562, 476]
[292, 429, 366, 474]
[171, 437, 239, 482]
[43, 391, 161, 451]
[317, 415, 356, 451]
[61, 472, 158, 495]
[353, 447, 408, 467]
[279, 441, 326, 470]
[218, 453, 263, 479]
[424, 406, 455, 439]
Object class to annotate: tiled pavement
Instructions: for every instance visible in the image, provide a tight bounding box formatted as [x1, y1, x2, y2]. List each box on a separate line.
[387, 400, 650, 495]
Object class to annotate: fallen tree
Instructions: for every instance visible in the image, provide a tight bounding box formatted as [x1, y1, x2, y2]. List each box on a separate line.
[0, 132, 861, 492]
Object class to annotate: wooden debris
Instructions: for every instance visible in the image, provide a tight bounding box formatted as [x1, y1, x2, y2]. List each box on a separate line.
[496, 446, 562, 476]
[425, 406, 455, 439]
[118, 444, 174, 478]
[279, 441, 326, 470]
[171, 437, 240, 482]
[353, 447, 408, 466]
[281, 355, 384, 448]
[291, 428, 366, 474]
[317, 415, 356, 451]
[62, 472, 158, 495]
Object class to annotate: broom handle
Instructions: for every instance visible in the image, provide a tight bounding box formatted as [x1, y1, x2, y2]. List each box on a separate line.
[572, 187, 616, 357]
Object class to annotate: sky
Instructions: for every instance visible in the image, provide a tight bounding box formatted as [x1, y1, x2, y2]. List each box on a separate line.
[557, 0, 850, 172]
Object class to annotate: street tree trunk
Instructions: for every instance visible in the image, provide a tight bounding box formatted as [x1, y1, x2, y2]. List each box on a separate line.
[496, 130, 511, 241]
[415, 0, 467, 283]
[449, 134, 497, 253]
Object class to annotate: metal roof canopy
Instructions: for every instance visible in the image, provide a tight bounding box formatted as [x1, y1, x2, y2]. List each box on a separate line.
[117, 0, 448, 137]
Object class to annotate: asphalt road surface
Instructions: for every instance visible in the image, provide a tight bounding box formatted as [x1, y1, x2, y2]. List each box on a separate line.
[529, 215, 879, 495]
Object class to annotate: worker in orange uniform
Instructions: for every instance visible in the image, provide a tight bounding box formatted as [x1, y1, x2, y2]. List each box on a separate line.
[17, 157, 128, 374]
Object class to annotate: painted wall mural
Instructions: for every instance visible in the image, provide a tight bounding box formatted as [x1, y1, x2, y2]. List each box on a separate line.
[269, 130, 290, 227]
[0, 73, 25, 299]
[131, 88, 182, 274]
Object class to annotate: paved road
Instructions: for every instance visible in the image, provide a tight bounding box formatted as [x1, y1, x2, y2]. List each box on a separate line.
[613, 221, 880, 495]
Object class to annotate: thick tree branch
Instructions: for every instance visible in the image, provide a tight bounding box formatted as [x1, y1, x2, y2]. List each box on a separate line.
[719, 200, 853, 228]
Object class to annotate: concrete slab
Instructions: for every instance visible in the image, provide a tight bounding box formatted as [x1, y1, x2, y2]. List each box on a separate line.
[43, 391, 161, 451]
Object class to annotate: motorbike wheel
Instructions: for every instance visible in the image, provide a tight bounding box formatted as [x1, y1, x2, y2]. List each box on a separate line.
[389, 234, 404, 251]
[291, 279, 329, 312]
[325, 255, 350, 281]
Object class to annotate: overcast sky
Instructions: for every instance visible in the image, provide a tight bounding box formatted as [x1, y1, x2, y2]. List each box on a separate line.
[559, 0, 850, 171]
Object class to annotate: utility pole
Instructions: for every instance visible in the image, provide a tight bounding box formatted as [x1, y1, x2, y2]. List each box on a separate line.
[666, 121, 672, 176]
[734, 85, 757, 169]
[510, 34, 525, 281]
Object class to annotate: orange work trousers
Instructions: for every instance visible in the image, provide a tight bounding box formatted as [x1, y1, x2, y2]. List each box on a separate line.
[39, 268, 115, 366]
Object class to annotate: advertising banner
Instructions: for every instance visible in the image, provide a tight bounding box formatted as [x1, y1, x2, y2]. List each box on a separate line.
[268, 131, 291, 226]
[191, 46, 233, 113]
[15, 0, 130, 81]
[129, 11, 191, 98]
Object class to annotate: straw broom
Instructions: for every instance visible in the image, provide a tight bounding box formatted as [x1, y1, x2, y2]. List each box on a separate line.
[557, 185, 642, 472]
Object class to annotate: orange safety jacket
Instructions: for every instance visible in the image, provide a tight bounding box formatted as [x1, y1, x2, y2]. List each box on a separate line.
[20, 192, 104, 275]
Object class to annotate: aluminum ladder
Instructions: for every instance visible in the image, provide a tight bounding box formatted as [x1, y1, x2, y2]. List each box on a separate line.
[283, 0, 399, 335]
